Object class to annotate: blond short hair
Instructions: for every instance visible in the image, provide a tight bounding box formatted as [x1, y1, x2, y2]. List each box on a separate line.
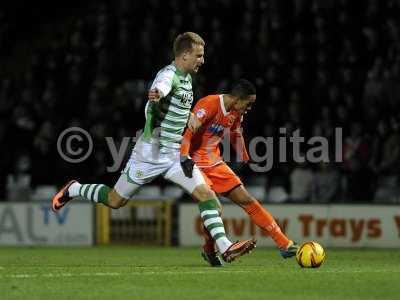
[173, 32, 205, 57]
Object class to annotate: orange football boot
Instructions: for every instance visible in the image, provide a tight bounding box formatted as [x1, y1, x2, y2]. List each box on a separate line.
[221, 238, 257, 263]
[51, 180, 77, 212]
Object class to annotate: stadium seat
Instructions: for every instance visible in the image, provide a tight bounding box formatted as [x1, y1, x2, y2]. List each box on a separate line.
[266, 186, 289, 203]
[245, 175, 267, 186]
[136, 206, 156, 220]
[110, 208, 131, 220]
[31, 185, 58, 201]
[134, 185, 162, 198]
[246, 185, 266, 202]
[163, 185, 184, 199]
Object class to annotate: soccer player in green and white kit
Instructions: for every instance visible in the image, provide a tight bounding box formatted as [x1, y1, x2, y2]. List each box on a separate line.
[52, 32, 256, 263]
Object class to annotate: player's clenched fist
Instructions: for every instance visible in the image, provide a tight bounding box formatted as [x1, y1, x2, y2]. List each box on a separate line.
[148, 88, 163, 102]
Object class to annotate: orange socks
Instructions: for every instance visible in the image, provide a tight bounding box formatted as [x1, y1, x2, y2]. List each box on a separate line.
[201, 200, 290, 251]
[244, 200, 290, 250]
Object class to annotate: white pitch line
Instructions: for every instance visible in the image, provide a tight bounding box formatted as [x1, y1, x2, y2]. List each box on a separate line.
[1, 269, 399, 279]
[1, 270, 252, 279]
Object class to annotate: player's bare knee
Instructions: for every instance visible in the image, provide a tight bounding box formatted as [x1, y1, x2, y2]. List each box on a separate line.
[120, 199, 129, 207]
[226, 186, 255, 206]
[192, 184, 216, 202]
[108, 189, 127, 209]
[108, 199, 122, 209]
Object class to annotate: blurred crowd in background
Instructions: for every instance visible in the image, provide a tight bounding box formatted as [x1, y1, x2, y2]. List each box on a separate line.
[1, 0, 400, 203]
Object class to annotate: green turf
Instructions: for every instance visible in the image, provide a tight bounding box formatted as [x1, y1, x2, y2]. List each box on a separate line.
[1, 246, 399, 300]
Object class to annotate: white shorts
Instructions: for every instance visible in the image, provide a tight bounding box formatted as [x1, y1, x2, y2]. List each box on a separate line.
[114, 139, 205, 199]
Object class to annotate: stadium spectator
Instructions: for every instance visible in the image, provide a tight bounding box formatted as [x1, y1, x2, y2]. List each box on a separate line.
[312, 162, 342, 203]
[342, 121, 373, 201]
[6, 154, 32, 202]
[1, 0, 400, 202]
[371, 117, 400, 202]
[289, 160, 314, 203]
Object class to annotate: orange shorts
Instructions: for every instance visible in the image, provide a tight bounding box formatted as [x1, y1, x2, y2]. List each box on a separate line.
[200, 162, 242, 194]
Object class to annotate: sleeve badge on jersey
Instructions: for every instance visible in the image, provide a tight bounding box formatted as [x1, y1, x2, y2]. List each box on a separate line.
[196, 108, 206, 119]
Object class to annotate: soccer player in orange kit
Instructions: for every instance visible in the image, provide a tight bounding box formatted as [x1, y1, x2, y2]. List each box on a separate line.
[180, 79, 298, 266]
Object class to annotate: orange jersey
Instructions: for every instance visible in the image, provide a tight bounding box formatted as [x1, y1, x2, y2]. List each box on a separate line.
[182, 94, 249, 167]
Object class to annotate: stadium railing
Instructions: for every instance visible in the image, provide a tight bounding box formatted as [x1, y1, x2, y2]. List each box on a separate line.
[96, 198, 174, 246]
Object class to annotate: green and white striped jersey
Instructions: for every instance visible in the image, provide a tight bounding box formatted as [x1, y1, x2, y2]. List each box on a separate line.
[143, 62, 193, 151]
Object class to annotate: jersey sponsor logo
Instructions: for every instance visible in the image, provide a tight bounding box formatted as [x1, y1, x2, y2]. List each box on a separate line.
[196, 109, 206, 119]
[208, 123, 225, 136]
[179, 91, 193, 107]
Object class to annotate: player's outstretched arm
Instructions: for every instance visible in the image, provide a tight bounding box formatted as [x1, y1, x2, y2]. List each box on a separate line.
[180, 110, 205, 177]
[148, 65, 175, 102]
[230, 127, 250, 162]
[180, 128, 195, 178]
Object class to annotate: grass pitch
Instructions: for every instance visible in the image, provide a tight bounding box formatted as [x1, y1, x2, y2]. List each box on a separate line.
[1, 246, 400, 300]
